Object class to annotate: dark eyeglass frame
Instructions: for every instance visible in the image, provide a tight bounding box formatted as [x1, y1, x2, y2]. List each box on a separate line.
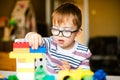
[50, 27, 79, 38]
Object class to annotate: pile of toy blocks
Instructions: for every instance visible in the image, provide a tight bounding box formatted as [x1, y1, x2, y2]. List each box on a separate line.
[9, 40, 46, 80]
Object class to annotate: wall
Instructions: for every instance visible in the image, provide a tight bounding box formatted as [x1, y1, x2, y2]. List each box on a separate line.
[0, 0, 16, 17]
[89, 0, 120, 38]
[31, 0, 45, 24]
[49, 0, 120, 44]
[75, 0, 85, 44]
[1, 0, 120, 42]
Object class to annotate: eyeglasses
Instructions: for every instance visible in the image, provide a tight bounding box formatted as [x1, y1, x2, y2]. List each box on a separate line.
[50, 27, 79, 38]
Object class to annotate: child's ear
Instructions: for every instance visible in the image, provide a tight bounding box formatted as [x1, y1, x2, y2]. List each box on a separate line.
[76, 28, 82, 35]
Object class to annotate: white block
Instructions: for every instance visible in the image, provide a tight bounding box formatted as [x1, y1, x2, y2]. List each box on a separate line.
[17, 63, 34, 68]
[17, 72, 34, 80]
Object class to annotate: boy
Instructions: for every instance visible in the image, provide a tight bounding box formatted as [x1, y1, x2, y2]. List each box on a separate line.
[25, 3, 92, 76]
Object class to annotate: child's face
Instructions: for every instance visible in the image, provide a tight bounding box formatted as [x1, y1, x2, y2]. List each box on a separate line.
[51, 16, 79, 49]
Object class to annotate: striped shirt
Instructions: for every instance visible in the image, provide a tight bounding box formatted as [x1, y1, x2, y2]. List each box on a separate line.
[42, 36, 92, 75]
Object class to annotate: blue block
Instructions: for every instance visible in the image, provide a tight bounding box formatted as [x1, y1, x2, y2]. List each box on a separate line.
[4, 78, 8, 80]
[30, 46, 46, 53]
[0, 78, 8, 80]
[93, 69, 106, 80]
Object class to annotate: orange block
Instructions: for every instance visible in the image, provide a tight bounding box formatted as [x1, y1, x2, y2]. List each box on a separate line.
[18, 58, 26, 62]
[17, 58, 34, 63]
[13, 48, 29, 53]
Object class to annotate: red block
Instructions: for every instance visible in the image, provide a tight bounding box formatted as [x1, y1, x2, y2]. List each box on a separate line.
[13, 42, 30, 48]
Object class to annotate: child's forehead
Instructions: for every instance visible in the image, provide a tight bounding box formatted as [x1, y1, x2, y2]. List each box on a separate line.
[52, 14, 75, 26]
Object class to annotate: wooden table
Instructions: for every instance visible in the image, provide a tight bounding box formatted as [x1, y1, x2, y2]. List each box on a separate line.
[0, 52, 16, 71]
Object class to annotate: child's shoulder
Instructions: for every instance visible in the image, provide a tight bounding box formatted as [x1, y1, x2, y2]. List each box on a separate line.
[75, 41, 89, 52]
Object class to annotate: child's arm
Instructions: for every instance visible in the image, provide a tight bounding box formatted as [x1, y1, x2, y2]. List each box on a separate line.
[79, 50, 92, 69]
[25, 32, 42, 49]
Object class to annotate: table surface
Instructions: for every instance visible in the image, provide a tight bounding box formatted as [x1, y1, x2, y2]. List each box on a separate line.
[0, 70, 120, 79]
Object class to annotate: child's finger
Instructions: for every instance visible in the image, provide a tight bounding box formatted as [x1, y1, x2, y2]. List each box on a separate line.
[38, 35, 42, 46]
[30, 36, 38, 49]
[62, 60, 69, 65]
[31, 38, 36, 49]
[62, 60, 71, 70]
[57, 60, 71, 70]
[57, 65, 63, 69]
[29, 37, 34, 47]
[57, 65, 61, 68]
[34, 38, 39, 49]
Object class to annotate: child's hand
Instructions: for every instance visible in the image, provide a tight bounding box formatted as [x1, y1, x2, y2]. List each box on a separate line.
[25, 32, 42, 49]
[57, 60, 71, 70]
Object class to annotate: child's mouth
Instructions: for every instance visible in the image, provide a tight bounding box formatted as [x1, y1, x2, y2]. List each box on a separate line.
[58, 39, 64, 44]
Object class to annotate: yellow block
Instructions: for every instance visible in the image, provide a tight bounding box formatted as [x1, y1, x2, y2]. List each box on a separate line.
[17, 68, 34, 72]
[0, 74, 4, 78]
[9, 52, 42, 58]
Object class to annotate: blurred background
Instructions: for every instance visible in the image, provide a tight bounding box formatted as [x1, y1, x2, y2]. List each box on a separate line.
[0, 0, 120, 76]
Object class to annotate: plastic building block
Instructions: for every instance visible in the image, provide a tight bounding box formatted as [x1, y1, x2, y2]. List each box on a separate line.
[9, 40, 46, 80]
[30, 46, 46, 53]
[35, 65, 55, 80]
[0, 74, 8, 80]
[13, 42, 29, 48]
[9, 52, 42, 58]
[17, 72, 34, 80]
[8, 75, 18, 80]
[0, 78, 8, 80]
[13, 48, 29, 53]
[93, 69, 106, 80]
[84, 76, 93, 80]
[17, 68, 34, 72]
[0, 74, 4, 79]
[58, 68, 94, 80]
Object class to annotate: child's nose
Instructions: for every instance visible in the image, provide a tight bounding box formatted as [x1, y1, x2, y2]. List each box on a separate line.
[58, 31, 63, 37]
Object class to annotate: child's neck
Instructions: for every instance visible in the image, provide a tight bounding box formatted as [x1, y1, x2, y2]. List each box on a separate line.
[60, 41, 75, 50]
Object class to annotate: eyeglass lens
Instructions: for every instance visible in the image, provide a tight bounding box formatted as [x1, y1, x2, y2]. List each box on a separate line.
[51, 28, 77, 37]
